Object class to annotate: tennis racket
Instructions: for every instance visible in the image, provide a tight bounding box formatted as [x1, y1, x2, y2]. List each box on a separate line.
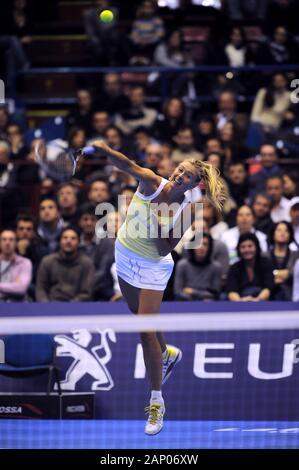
[34, 141, 101, 181]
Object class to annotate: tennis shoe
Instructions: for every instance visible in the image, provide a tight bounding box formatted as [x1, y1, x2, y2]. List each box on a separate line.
[162, 345, 182, 385]
[144, 402, 165, 435]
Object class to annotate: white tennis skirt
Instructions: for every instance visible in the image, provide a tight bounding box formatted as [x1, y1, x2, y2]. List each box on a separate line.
[115, 239, 174, 291]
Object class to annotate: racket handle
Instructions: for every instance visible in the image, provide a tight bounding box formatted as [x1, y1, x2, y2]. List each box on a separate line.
[82, 146, 97, 155]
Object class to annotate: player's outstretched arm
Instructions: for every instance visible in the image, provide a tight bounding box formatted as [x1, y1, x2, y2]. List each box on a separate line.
[91, 140, 160, 185]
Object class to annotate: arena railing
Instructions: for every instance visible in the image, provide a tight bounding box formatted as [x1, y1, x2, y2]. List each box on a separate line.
[16, 64, 299, 104]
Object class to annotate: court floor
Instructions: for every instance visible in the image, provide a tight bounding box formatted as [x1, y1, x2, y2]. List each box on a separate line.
[1, 420, 298, 449]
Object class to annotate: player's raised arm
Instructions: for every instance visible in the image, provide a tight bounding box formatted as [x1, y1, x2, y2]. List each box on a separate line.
[91, 139, 160, 185]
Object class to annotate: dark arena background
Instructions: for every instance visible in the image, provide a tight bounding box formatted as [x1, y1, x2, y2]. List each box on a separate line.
[0, 0, 299, 455]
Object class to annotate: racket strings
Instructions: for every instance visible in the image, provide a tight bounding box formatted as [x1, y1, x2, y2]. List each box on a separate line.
[35, 143, 79, 181]
[51, 151, 76, 177]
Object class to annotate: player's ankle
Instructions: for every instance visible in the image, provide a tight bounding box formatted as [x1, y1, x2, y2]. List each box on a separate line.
[150, 390, 164, 404]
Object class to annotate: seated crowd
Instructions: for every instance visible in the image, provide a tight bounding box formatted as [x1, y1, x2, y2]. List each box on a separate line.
[0, 138, 299, 302]
[1, 0, 299, 302]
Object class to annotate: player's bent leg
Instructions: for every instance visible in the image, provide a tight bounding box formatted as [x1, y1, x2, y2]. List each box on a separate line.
[118, 276, 140, 314]
[138, 289, 164, 389]
[138, 289, 165, 435]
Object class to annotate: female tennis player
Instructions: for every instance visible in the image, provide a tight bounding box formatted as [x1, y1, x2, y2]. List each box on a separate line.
[91, 140, 225, 435]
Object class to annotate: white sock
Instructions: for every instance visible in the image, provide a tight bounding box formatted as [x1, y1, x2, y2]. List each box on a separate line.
[151, 390, 164, 404]
[162, 349, 168, 360]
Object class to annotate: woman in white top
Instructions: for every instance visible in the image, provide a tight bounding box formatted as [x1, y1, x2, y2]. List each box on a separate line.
[224, 27, 246, 67]
[90, 140, 225, 435]
[251, 73, 291, 132]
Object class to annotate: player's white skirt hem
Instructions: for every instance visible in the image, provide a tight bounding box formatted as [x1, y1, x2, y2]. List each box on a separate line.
[115, 239, 174, 291]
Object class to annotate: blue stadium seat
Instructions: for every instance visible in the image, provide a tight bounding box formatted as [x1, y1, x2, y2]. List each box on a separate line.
[25, 116, 65, 145]
[0, 334, 61, 394]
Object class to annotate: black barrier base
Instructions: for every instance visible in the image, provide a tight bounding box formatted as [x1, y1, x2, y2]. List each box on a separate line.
[0, 393, 94, 419]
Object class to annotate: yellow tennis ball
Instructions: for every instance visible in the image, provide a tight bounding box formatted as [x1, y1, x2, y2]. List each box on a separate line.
[99, 9, 114, 23]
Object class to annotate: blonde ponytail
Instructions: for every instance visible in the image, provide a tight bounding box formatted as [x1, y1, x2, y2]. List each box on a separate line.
[190, 159, 226, 211]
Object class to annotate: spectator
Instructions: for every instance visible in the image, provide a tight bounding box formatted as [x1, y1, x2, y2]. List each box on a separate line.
[153, 97, 186, 143]
[36, 227, 94, 302]
[66, 89, 94, 138]
[224, 27, 246, 67]
[132, 127, 154, 163]
[89, 111, 110, 141]
[175, 217, 230, 280]
[115, 86, 157, 135]
[39, 177, 56, 199]
[95, 73, 130, 115]
[78, 204, 123, 301]
[267, 26, 295, 64]
[249, 143, 282, 197]
[250, 73, 290, 134]
[215, 90, 237, 130]
[57, 183, 79, 226]
[293, 258, 299, 301]
[226, 233, 273, 301]
[290, 200, 299, 247]
[8, 125, 39, 190]
[246, 39, 271, 68]
[215, 91, 248, 137]
[153, 29, 194, 95]
[84, 0, 127, 66]
[154, 29, 190, 67]
[78, 202, 100, 259]
[203, 200, 228, 240]
[0, 229, 32, 301]
[104, 126, 134, 156]
[171, 127, 203, 164]
[252, 193, 275, 236]
[93, 211, 122, 301]
[0, 140, 18, 226]
[67, 126, 86, 150]
[37, 198, 65, 254]
[15, 213, 47, 282]
[283, 173, 299, 200]
[266, 175, 291, 222]
[88, 178, 111, 205]
[204, 137, 223, 156]
[174, 233, 222, 300]
[221, 205, 268, 264]
[6, 124, 29, 160]
[193, 115, 216, 151]
[119, 186, 135, 219]
[144, 143, 163, 172]
[130, 0, 164, 65]
[157, 155, 175, 179]
[161, 143, 174, 160]
[267, 221, 299, 300]
[202, 218, 229, 279]
[217, 121, 248, 167]
[226, 162, 249, 208]
[205, 152, 223, 173]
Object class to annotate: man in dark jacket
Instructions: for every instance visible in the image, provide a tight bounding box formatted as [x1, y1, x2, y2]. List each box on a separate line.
[36, 227, 94, 301]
